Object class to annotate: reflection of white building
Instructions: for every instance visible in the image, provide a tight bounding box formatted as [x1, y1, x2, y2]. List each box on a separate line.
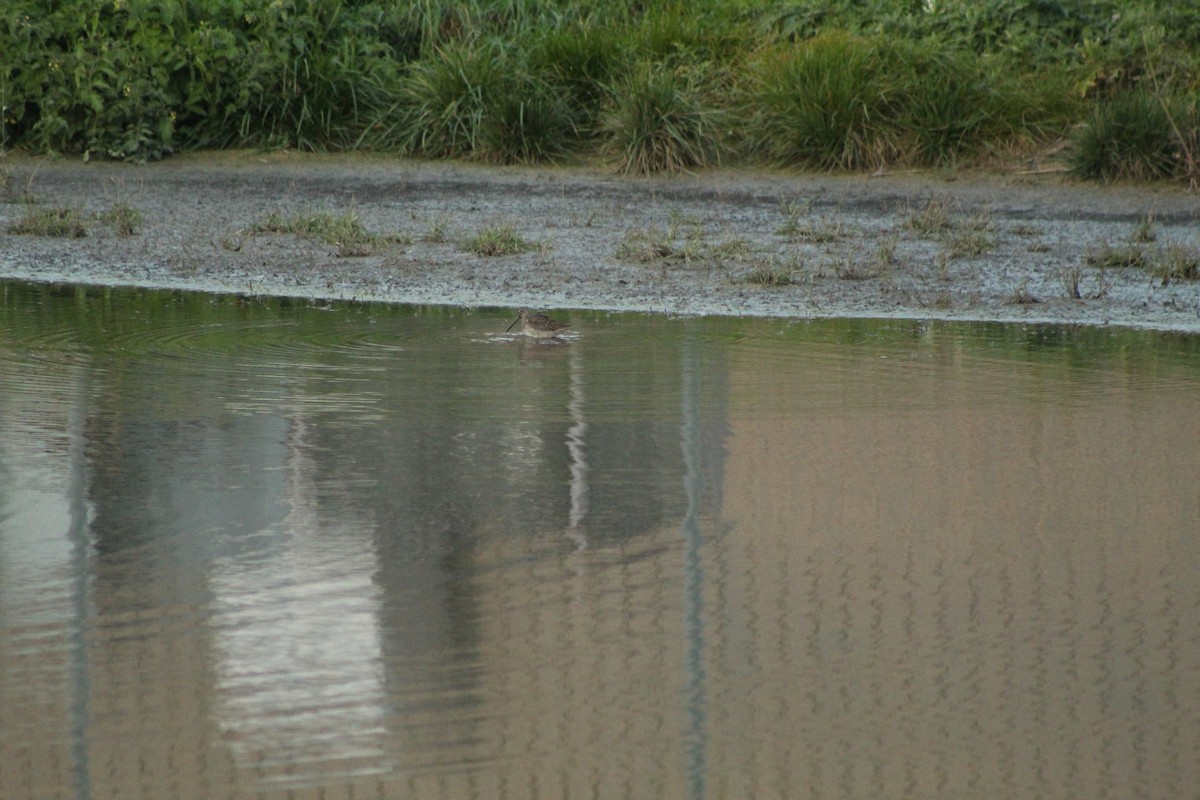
[209, 414, 388, 786]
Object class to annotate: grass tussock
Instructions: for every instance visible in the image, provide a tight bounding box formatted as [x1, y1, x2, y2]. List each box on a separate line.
[602, 62, 726, 174]
[464, 224, 539, 256]
[6, 206, 88, 237]
[97, 203, 143, 236]
[1070, 90, 1200, 183]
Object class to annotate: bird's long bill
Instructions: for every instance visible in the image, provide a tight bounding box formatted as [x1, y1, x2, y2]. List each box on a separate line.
[505, 315, 520, 332]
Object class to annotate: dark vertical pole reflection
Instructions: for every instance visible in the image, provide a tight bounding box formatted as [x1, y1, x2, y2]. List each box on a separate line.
[66, 373, 93, 800]
[680, 336, 707, 800]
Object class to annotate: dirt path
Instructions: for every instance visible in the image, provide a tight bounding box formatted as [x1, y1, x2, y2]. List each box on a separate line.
[3, 151, 1199, 331]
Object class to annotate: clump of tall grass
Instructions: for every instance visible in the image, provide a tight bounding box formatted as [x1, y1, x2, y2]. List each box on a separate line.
[478, 73, 581, 164]
[746, 33, 898, 170]
[601, 62, 726, 174]
[745, 33, 1072, 170]
[1069, 89, 1200, 184]
[523, 22, 628, 131]
[391, 41, 503, 157]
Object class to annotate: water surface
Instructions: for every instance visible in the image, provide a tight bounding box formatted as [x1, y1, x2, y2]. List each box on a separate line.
[2, 282, 1198, 799]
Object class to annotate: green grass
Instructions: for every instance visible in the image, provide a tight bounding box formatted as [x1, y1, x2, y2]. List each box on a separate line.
[747, 33, 897, 170]
[463, 224, 539, 256]
[97, 203, 143, 236]
[6, 206, 88, 237]
[478, 72, 580, 164]
[602, 62, 726, 174]
[391, 41, 503, 158]
[247, 208, 403, 255]
[1069, 90, 1189, 182]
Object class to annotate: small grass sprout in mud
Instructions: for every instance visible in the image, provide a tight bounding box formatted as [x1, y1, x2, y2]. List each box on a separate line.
[617, 227, 700, 264]
[0, 164, 39, 204]
[464, 224, 540, 256]
[944, 229, 996, 259]
[1130, 213, 1158, 243]
[6, 206, 87, 237]
[874, 234, 899, 269]
[1004, 281, 1040, 305]
[835, 255, 888, 280]
[777, 216, 848, 243]
[904, 196, 955, 237]
[1059, 264, 1112, 300]
[97, 203, 142, 236]
[706, 237, 753, 261]
[745, 261, 797, 287]
[422, 216, 454, 243]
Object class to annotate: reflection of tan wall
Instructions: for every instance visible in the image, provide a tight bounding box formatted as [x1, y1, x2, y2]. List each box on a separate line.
[437, 531, 690, 799]
[83, 565, 243, 800]
[708, 352, 1200, 799]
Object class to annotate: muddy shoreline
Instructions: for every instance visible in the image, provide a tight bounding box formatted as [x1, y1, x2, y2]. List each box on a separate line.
[3, 151, 1199, 332]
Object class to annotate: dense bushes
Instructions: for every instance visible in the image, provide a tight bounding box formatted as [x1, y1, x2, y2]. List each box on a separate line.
[1, 0, 1197, 182]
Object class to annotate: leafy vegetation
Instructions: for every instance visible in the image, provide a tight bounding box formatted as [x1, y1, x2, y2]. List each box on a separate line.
[1, 0, 1197, 181]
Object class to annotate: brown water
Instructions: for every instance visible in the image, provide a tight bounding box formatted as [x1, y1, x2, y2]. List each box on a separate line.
[2, 283, 1198, 800]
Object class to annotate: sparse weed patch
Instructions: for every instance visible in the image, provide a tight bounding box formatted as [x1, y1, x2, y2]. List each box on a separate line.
[1130, 213, 1157, 243]
[777, 216, 848, 243]
[1085, 244, 1150, 269]
[835, 256, 887, 280]
[1149, 242, 1200, 284]
[905, 197, 956, 237]
[423, 216, 455, 243]
[745, 259, 798, 286]
[6, 206, 87, 237]
[247, 209, 400, 254]
[1004, 281, 1040, 305]
[616, 227, 697, 263]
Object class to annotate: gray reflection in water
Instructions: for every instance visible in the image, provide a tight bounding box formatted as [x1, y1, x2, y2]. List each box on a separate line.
[1, 284, 1199, 800]
[66, 370, 94, 800]
[680, 338, 708, 800]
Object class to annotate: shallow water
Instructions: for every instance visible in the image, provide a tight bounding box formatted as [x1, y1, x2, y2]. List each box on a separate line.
[2, 282, 1199, 800]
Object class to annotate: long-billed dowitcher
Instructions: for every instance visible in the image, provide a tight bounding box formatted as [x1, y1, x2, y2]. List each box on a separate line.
[506, 307, 570, 338]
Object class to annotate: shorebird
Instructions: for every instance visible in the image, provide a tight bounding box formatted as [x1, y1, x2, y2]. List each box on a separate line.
[506, 307, 570, 338]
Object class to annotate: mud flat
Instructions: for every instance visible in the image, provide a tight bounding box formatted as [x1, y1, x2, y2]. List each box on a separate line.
[2, 152, 1199, 331]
